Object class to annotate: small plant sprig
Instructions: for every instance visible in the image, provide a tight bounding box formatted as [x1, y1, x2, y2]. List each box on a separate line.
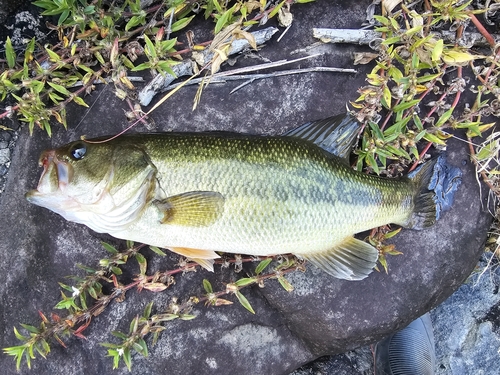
[1, 0, 305, 135]
[352, 1, 496, 175]
[103, 255, 302, 370]
[3, 241, 303, 371]
[2, 240, 146, 369]
[366, 225, 403, 274]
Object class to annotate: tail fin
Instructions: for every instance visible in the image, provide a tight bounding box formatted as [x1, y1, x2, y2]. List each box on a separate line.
[406, 156, 462, 230]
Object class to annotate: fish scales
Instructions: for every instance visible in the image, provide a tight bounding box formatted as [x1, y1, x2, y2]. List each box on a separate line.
[110, 134, 414, 255]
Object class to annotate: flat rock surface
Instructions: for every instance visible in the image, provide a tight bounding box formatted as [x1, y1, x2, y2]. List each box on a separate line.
[0, 1, 494, 374]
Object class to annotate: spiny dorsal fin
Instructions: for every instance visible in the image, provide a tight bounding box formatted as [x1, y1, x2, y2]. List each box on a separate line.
[155, 191, 225, 227]
[283, 113, 362, 159]
[298, 237, 379, 280]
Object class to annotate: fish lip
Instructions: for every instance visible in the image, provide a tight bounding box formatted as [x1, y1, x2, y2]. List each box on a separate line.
[34, 150, 73, 194]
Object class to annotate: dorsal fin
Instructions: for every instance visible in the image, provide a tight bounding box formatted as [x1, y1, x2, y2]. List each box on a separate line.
[283, 113, 362, 159]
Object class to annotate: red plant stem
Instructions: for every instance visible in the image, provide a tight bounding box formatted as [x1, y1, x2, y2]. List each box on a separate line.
[380, 98, 400, 131]
[409, 141, 433, 172]
[468, 13, 496, 48]
[409, 65, 462, 173]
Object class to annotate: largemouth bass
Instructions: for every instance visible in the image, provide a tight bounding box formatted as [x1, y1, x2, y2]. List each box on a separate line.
[26, 114, 458, 280]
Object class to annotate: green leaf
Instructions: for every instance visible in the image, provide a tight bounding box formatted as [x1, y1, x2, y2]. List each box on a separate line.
[255, 258, 272, 275]
[214, 5, 236, 34]
[131, 62, 152, 71]
[404, 25, 423, 37]
[123, 347, 132, 371]
[49, 92, 63, 104]
[73, 96, 89, 107]
[235, 291, 255, 314]
[149, 246, 166, 256]
[94, 51, 105, 65]
[133, 342, 146, 356]
[369, 121, 384, 140]
[203, 279, 213, 294]
[416, 73, 442, 83]
[125, 14, 145, 31]
[413, 114, 424, 131]
[129, 316, 139, 335]
[277, 276, 294, 292]
[432, 39, 444, 62]
[159, 38, 177, 54]
[389, 17, 399, 30]
[87, 285, 97, 299]
[366, 152, 380, 175]
[143, 301, 153, 319]
[20, 324, 40, 334]
[43, 118, 52, 137]
[5, 37, 16, 69]
[143, 34, 156, 59]
[45, 46, 61, 62]
[212, 0, 223, 13]
[234, 277, 256, 287]
[84, 5, 95, 14]
[47, 82, 70, 96]
[171, 15, 195, 32]
[434, 107, 453, 128]
[58, 282, 74, 292]
[58, 9, 70, 25]
[382, 36, 401, 45]
[442, 49, 477, 66]
[392, 99, 420, 112]
[80, 293, 88, 310]
[77, 264, 96, 274]
[136, 253, 147, 275]
[101, 241, 118, 255]
[411, 52, 419, 69]
[121, 55, 135, 69]
[33, 1, 57, 10]
[158, 313, 179, 321]
[384, 227, 402, 239]
[423, 132, 446, 145]
[382, 85, 391, 109]
[111, 330, 128, 340]
[157, 61, 177, 77]
[179, 314, 196, 320]
[384, 115, 412, 136]
[137, 338, 148, 357]
[269, 0, 286, 18]
[13, 326, 28, 341]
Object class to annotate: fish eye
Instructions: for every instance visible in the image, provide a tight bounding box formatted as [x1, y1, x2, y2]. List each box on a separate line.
[69, 142, 87, 160]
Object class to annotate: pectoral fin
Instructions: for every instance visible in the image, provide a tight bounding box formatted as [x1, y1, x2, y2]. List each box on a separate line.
[155, 191, 225, 227]
[169, 247, 220, 272]
[299, 237, 379, 281]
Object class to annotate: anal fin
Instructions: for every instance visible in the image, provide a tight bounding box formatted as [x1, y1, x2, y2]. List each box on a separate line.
[298, 237, 379, 281]
[169, 247, 220, 272]
[190, 258, 215, 272]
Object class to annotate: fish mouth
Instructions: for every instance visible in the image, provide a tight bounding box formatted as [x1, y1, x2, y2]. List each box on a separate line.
[26, 150, 73, 201]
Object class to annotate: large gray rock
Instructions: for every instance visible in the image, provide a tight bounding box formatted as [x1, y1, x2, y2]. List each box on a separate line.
[432, 255, 500, 375]
[0, 1, 494, 374]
